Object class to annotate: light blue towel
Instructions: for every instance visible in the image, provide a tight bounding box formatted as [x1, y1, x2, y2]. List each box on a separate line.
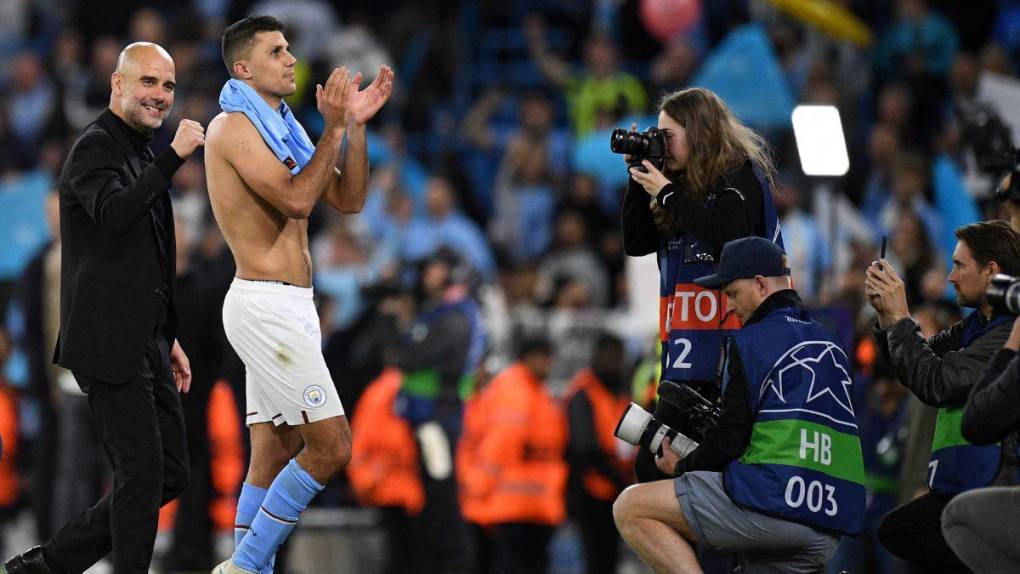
[219, 79, 315, 174]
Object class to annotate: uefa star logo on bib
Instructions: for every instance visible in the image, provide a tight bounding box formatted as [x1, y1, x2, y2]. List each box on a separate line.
[760, 341, 855, 429]
[303, 384, 327, 408]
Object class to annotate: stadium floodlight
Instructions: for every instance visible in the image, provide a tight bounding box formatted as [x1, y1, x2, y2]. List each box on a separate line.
[791, 105, 850, 177]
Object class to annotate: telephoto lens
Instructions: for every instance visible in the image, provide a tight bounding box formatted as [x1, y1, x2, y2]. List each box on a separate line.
[614, 402, 699, 459]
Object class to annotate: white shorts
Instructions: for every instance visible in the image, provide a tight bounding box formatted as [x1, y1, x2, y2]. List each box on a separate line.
[222, 278, 344, 427]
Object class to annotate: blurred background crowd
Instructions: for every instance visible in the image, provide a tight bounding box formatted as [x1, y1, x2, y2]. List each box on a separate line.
[0, 0, 1019, 572]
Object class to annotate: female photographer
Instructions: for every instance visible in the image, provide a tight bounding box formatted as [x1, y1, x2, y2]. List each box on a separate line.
[621, 87, 784, 482]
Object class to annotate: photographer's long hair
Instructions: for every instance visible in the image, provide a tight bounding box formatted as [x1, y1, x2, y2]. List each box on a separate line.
[660, 88, 776, 201]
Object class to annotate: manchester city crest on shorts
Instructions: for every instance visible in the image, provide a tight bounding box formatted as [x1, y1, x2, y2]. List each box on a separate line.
[303, 385, 327, 408]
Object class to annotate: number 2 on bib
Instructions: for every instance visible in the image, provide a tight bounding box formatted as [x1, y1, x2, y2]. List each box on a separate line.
[669, 338, 693, 369]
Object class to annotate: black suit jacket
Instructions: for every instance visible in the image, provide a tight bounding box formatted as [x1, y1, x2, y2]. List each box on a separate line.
[54, 109, 179, 384]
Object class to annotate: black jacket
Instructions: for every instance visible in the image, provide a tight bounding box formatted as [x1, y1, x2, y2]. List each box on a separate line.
[621, 158, 765, 257]
[963, 348, 1020, 445]
[54, 109, 184, 384]
[877, 311, 1017, 485]
[875, 314, 1012, 408]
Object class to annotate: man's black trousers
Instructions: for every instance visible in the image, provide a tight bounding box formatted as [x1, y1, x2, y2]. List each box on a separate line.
[42, 333, 189, 573]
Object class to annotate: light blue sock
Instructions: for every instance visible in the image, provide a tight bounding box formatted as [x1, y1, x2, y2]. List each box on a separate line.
[233, 459, 324, 572]
[235, 483, 267, 549]
[235, 483, 276, 573]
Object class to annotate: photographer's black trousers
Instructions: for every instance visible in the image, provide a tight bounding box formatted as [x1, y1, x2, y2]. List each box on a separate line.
[877, 492, 971, 574]
[569, 494, 619, 574]
[413, 413, 475, 574]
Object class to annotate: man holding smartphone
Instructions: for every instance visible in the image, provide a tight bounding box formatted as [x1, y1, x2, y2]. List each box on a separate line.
[865, 220, 1020, 572]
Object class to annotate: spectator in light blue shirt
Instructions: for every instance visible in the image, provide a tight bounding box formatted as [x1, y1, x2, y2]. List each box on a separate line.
[7, 52, 56, 159]
[403, 176, 496, 280]
[775, 182, 832, 303]
[314, 221, 398, 333]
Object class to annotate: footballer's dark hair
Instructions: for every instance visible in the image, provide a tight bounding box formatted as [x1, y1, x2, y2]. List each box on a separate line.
[221, 15, 285, 78]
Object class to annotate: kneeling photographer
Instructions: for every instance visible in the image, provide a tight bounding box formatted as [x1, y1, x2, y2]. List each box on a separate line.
[618, 87, 784, 483]
[939, 272, 1020, 571]
[613, 238, 865, 573]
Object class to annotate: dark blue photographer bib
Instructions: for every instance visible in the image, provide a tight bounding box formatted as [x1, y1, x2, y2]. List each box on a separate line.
[927, 312, 1013, 494]
[722, 306, 866, 535]
[658, 165, 784, 383]
[399, 297, 486, 424]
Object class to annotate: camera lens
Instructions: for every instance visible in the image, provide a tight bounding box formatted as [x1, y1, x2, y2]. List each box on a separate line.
[1005, 280, 1020, 314]
[610, 128, 649, 156]
[615, 403, 652, 445]
[988, 274, 1020, 314]
[610, 128, 630, 154]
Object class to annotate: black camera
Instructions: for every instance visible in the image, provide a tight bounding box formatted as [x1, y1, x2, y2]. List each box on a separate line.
[658, 379, 722, 437]
[958, 102, 1019, 174]
[614, 380, 721, 458]
[956, 101, 1020, 201]
[988, 274, 1020, 314]
[610, 127, 666, 173]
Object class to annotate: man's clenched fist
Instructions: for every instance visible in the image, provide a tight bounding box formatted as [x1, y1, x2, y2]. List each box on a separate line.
[170, 119, 205, 158]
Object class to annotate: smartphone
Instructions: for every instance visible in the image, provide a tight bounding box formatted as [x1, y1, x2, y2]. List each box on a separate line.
[878, 235, 887, 270]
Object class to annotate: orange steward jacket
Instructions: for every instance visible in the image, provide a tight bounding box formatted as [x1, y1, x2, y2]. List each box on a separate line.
[564, 369, 633, 500]
[458, 363, 567, 525]
[348, 368, 425, 514]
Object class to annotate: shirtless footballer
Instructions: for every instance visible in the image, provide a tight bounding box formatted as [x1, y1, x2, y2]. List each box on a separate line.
[203, 15, 393, 574]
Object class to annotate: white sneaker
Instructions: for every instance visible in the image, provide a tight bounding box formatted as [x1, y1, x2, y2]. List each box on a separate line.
[211, 560, 257, 574]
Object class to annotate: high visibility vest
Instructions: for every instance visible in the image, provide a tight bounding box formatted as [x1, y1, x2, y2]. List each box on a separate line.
[658, 164, 784, 383]
[927, 313, 1013, 494]
[208, 380, 245, 530]
[458, 391, 488, 524]
[0, 385, 18, 508]
[724, 305, 866, 535]
[457, 363, 567, 525]
[631, 348, 660, 410]
[564, 369, 633, 500]
[349, 368, 425, 514]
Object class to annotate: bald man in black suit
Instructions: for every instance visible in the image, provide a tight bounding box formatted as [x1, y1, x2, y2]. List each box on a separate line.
[3, 41, 205, 574]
